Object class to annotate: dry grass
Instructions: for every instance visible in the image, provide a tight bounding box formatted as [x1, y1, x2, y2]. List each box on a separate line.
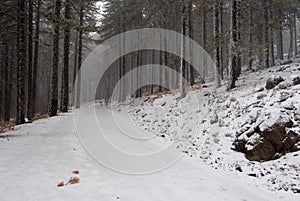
[67, 177, 80, 185]
[0, 113, 49, 135]
[0, 120, 15, 134]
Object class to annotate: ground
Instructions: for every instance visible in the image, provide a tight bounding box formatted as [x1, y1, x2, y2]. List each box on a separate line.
[1, 63, 300, 201]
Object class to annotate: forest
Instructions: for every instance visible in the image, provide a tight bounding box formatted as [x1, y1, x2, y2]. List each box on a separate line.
[0, 0, 299, 125]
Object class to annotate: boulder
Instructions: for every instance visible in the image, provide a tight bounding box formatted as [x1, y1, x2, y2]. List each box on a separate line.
[265, 76, 284, 90]
[233, 118, 300, 162]
[293, 76, 300, 86]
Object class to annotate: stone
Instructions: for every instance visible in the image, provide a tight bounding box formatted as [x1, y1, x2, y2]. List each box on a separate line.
[293, 77, 300, 86]
[266, 76, 284, 90]
[233, 118, 300, 162]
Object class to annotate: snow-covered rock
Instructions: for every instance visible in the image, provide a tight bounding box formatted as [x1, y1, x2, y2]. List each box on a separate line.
[265, 76, 284, 90]
[233, 117, 300, 162]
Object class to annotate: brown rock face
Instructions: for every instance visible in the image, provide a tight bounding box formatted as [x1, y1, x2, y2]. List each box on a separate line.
[265, 76, 284, 90]
[233, 119, 300, 162]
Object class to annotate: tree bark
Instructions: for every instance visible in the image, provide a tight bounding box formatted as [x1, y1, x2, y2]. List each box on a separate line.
[220, 0, 224, 79]
[236, 0, 241, 76]
[75, 4, 84, 108]
[62, 0, 71, 112]
[294, 12, 298, 56]
[188, 0, 194, 86]
[248, 4, 253, 70]
[270, 4, 275, 67]
[264, 1, 270, 68]
[27, 0, 34, 120]
[49, 0, 61, 116]
[180, 1, 186, 98]
[17, 0, 27, 125]
[277, 28, 284, 60]
[227, 0, 238, 90]
[4, 43, 10, 121]
[201, 3, 207, 83]
[32, 0, 41, 117]
[214, 0, 221, 88]
[288, 16, 294, 60]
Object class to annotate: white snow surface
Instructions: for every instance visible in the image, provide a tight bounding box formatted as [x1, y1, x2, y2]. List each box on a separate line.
[114, 62, 300, 195]
[1, 63, 300, 200]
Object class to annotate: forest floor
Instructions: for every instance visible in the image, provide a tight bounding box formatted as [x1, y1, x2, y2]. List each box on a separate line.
[1, 62, 300, 201]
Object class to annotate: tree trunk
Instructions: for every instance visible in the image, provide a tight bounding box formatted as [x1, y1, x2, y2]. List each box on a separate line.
[188, 0, 194, 86]
[248, 4, 253, 70]
[264, 1, 270, 68]
[49, 0, 61, 116]
[180, 1, 186, 99]
[270, 4, 275, 67]
[75, 5, 84, 108]
[0, 48, 3, 121]
[62, 0, 71, 112]
[32, 0, 41, 117]
[288, 17, 294, 60]
[201, 4, 207, 83]
[214, 0, 221, 88]
[236, 0, 241, 76]
[27, 0, 34, 120]
[17, 0, 27, 125]
[220, 0, 224, 79]
[72, 32, 78, 106]
[270, 30, 275, 66]
[277, 28, 284, 60]
[294, 12, 298, 56]
[4, 43, 10, 121]
[7, 44, 14, 121]
[227, 0, 238, 90]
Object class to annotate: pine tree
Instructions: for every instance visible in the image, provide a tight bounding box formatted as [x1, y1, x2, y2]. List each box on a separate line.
[49, 0, 61, 117]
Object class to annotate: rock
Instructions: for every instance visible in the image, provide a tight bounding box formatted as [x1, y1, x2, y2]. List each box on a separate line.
[283, 104, 294, 110]
[257, 94, 267, 100]
[279, 91, 291, 102]
[293, 77, 300, 86]
[247, 173, 257, 177]
[219, 119, 225, 127]
[292, 188, 300, 194]
[278, 81, 291, 89]
[294, 114, 300, 121]
[282, 130, 300, 152]
[266, 76, 284, 90]
[256, 87, 265, 92]
[235, 165, 243, 172]
[210, 112, 218, 124]
[233, 118, 300, 162]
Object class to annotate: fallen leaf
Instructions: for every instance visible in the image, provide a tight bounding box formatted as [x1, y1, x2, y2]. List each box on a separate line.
[57, 182, 65, 187]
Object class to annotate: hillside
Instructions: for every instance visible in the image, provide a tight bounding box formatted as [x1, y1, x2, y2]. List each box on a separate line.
[114, 62, 300, 194]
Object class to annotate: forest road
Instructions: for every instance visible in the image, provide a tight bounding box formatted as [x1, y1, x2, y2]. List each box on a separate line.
[0, 106, 294, 201]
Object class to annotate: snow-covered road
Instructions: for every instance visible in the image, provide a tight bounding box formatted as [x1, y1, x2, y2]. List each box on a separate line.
[0, 106, 296, 201]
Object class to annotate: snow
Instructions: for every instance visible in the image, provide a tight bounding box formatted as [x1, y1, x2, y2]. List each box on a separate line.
[1, 63, 300, 200]
[0, 111, 295, 201]
[115, 62, 300, 195]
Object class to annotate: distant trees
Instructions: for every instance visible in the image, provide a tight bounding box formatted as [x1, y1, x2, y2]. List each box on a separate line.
[0, 0, 99, 124]
[0, 0, 299, 124]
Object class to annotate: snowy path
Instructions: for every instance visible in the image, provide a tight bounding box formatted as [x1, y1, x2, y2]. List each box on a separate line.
[0, 106, 295, 201]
